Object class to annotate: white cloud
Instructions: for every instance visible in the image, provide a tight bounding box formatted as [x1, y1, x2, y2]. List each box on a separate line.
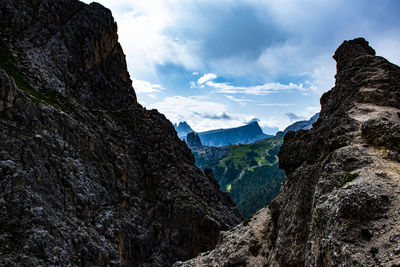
[194, 72, 310, 95]
[225, 95, 254, 103]
[258, 118, 281, 129]
[258, 103, 295, 107]
[286, 112, 303, 122]
[149, 95, 255, 132]
[80, 0, 398, 134]
[148, 95, 318, 132]
[82, 0, 400, 82]
[301, 106, 321, 119]
[132, 78, 164, 93]
[207, 78, 306, 95]
[81, 0, 204, 81]
[197, 73, 217, 85]
[189, 81, 196, 88]
[225, 95, 255, 107]
[150, 95, 225, 120]
[372, 31, 400, 66]
[257, 43, 300, 78]
[306, 59, 336, 93]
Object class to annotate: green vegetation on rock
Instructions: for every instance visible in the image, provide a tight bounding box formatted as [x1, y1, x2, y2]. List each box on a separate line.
[0, 39, 63, 108]
[193, 137, 285, 218]
[338, 172, 359, 187]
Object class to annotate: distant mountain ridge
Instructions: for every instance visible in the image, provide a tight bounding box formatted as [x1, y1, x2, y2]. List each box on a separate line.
[276, 113, 319, 137]
[173, 121, 194, 138]
[187, 114, 320, 217]
[176, 115, 319, 147]
[198, 121, 272, 147]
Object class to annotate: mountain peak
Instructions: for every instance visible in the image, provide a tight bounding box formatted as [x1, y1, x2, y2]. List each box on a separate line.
[174, 121, 194, 138]
[333, 37, 376, 71]
[246, 120, 261, 127]
[178, 121, 191, 128]
[245, 118, 260, 125]
[198, 121, 269, 147]
[334, 38, 375, 59]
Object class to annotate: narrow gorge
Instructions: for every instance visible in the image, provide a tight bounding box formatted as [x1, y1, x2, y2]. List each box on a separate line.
[1, 1, 399, 267]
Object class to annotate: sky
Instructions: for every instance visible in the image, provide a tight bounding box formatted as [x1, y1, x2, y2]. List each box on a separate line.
[83, 0, 400, 134]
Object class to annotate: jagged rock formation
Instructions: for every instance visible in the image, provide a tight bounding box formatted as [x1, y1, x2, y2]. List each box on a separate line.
[174, 122, 194, 139]
[276, 112, 319, 137]
[174, 38, 400, 266]
[198, 121, 271, 147]
[0, 1, 241, 266]
[186, 132, 202, 148]
[192, 146, 231, 166]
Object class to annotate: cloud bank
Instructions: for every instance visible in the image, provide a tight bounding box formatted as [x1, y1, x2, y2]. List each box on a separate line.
[82, 0, 400, 132]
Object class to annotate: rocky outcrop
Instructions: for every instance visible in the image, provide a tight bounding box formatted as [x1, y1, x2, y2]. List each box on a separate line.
[175, 38, 400, 266]
[174, 122, 194, 139]
[186, 132, 202, 148]
[0, 1, 241, 266]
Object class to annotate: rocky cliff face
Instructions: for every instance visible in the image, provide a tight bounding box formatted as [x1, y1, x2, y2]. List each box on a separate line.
[0, 1, 241, 266]
[175, 38, 400, 266]
[174, 122, 194, 139]
[186, 132, 202, 148]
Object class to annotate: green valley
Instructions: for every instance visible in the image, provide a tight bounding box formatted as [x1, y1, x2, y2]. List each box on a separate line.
[192, 137, 285, 218]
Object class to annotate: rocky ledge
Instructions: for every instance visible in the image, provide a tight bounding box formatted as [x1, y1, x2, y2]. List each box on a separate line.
[175, 38, 400, 266]
[0, 0, 241, 266]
